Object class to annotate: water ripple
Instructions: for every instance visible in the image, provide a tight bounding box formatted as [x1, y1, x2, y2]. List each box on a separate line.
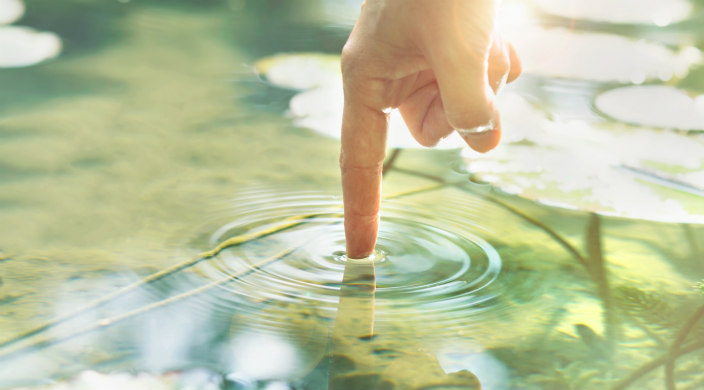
[170, 186, 553, 339]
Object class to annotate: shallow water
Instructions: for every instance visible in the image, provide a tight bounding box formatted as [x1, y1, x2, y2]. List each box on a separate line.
[1, 1, 704, 389]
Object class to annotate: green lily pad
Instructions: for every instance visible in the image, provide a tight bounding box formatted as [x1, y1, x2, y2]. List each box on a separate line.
[0, 26, 61, 68]
[595, 85, 704, 131]
[464, 92, 704, 223]
[530, 0, 692, 25]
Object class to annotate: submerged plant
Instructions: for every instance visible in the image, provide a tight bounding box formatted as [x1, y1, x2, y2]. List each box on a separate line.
[613, 285, 675, 330]
[696, 280, 704, 295]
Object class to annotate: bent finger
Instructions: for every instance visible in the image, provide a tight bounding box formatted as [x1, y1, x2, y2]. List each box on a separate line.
[421, 13, 503, 153]
[398, 81, 454, 147]
[428, 48, 501, 153]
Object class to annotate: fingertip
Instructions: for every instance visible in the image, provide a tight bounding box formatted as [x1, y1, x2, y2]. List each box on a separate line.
[345, 215, 379, 259]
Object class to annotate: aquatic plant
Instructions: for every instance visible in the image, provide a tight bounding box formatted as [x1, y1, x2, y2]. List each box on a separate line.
[613, 285, 675, 330]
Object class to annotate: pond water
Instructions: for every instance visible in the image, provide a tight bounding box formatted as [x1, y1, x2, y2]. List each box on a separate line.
[0, 1, 703, 389]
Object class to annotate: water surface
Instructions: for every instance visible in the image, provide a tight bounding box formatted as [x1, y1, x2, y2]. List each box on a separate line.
[1, 1, 704, 390]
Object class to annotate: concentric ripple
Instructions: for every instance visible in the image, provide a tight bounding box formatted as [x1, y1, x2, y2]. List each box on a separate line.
[210, 214, 500, 306]
[171, 188, 524, 327]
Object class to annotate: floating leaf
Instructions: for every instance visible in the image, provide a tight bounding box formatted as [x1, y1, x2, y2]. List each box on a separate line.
[0, 0, 23, 25]
[497, 3, 702, 83]
[255, 52, 341, 91]
[504, 27, 702, 82]
[464, 92, 704, 223]
[530, 0, 693, 25]
[0, 26, 61, 68]
[595, 85, 704, 131]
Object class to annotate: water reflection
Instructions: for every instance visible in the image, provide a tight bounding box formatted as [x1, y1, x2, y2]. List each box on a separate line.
[328, 259, 483, 390]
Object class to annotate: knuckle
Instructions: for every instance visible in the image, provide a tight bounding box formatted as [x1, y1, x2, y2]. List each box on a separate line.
[340, 41, 362, 78]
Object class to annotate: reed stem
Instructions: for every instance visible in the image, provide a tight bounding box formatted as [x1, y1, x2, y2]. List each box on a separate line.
[664, 303, 704, 390]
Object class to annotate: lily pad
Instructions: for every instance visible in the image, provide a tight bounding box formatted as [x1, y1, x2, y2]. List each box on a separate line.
[255, 52, 341, 90]
[0, 26, 61, 68]
[0, 0, 23, 25]
[464, 92, 704, 223]
[504, 26, 702, 83]
[255, 53, 466, 149]
[595, 85, 704, 131]
[530, 0, 692, 25]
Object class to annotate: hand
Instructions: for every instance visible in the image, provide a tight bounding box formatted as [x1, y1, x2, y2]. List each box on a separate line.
[340, 0, 521, 259]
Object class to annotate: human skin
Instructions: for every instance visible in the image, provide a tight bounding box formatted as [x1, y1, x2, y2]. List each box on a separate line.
[340, 0, 522, 259]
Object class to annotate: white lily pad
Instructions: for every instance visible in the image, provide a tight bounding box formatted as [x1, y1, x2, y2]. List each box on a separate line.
[256, 53, 467, 149]
[464, 92, 704, 223]
[595, 85, 704, 131]
[0, 25, 61, 68]
[504, 26, 702, 83]
[0, 0, 24, 25]
[530, 0, 692, 25]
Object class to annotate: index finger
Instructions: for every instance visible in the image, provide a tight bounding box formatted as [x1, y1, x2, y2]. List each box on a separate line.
[340, 92, 388, 259]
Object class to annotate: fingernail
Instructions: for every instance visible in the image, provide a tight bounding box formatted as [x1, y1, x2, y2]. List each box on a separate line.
[457, 119, 495, 136]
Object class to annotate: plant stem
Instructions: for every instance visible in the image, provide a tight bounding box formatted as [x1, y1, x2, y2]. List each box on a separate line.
[586, 214, 618, 346]
[665, 303, 704, 390]
[0, 212, 318, 351]
[609, 340, 704, 390]
[391, 167, 589, 270]
[0, 247, 298, 362]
